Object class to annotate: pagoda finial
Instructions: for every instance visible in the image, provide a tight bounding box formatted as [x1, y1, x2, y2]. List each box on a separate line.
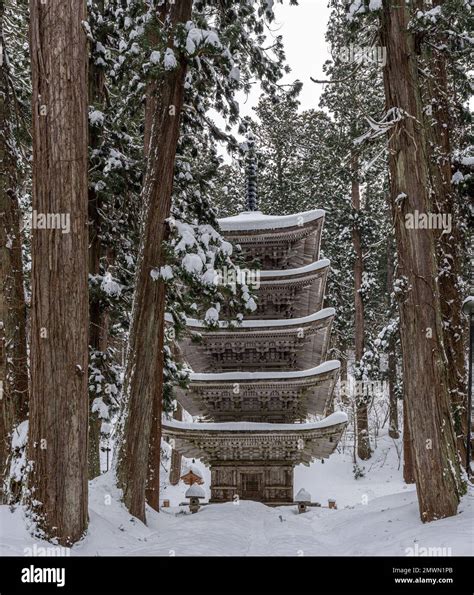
[245, 132, 258, 211]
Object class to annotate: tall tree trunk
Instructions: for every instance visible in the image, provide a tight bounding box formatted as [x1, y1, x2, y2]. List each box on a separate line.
[88, 0, 108, 480]
[115, 0, 193, 522]
[386, 237, 399, 439]
[351, 152, 370, 460]
[27, 0, 89, 544]
[169, 404, 183, 486]
[0, 1, 29, 503]
[420, 0, 467, 462]
[387, 344, 399, 439]
[145, 393, 161, 511]
[380, 0, 463, 521]
[403, 402, 415, 484]
[143, 22, 160, 513]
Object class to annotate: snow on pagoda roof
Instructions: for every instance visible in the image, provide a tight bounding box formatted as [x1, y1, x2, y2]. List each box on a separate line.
[189, 360, 340, 382]
[295, 488, 311, 502]
[163, 411, 348, 433]
[218, 209, 325, 232]
[182, 464, 203, 478]
[185, 484, 205, 498]
[259, 258, 329, 278]
[184, 307, 335, 329]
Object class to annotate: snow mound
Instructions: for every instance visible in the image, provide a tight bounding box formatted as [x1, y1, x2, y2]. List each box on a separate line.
[185, 485, 205, 498]
[295, 488, 311, 502]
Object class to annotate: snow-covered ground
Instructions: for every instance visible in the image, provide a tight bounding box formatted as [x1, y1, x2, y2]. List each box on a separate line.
[1, 431, 473, 556]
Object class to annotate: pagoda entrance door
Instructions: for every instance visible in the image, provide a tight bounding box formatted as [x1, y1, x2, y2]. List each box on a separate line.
[240, 471, 263, 501]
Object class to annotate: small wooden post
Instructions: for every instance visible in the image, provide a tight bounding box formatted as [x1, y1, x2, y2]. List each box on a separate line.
[328, 498, 337, 509]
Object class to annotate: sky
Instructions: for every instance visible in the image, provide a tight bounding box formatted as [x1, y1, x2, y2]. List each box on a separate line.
[239, 0, 332, 118]
[218, 0, 332, 157]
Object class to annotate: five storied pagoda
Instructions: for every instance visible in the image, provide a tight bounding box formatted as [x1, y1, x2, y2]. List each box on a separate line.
[163, 137, 347, 505]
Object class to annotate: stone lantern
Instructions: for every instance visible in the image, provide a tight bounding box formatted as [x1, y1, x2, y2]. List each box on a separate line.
[185, 484, 205, 513]
[295, 488, 311, 514]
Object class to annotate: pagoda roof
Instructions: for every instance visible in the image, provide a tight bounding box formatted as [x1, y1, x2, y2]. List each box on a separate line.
[218, 210, 324, 269]
[188, 359, 339, 382]
[258, 258, 329, 279]
[180, 308, 334, 372]
[184, 307, 335, 330]
[162, 412, 348, 465]
[176, 360, 340, 422]
[246, 259, 329, 319]
[218, 209, 324, 232]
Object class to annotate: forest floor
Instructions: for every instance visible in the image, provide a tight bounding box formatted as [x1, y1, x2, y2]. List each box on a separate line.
[1, 430, 473, 556]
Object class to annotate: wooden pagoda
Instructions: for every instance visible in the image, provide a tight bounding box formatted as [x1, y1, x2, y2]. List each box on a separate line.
[163, 138, 347, 505]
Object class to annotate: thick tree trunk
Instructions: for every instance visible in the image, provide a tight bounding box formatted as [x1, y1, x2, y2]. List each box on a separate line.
[115, 0, 193, 522]
[351, 152, 370, 460]
[0, 3, 29, 503]
[27, 0, 89, 544]
[143, 22, 161, 513]
[420, 0, 467, 462]
[145, 392, 161, 511]
[386, 238, 399, 439]
[380, 0, 463, 521]
[88, 0, 108, 480]
[403, 402, 415, 484]
[387, 345, 399, 439]
[169, 404, 183, 486]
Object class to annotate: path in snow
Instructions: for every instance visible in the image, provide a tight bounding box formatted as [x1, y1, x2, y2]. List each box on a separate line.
[1, 431, 472, 556]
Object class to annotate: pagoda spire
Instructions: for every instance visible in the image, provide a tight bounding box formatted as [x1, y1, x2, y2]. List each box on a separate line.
[245, 133, 258, 211]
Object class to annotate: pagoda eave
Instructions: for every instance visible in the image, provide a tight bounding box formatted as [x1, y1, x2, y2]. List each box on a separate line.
[175, 361, 340, 422]
[251, 259, 330, 319]
[217, 210, 325, 269]
[162, 413, 347, 465]
[182, 308, 335, 372]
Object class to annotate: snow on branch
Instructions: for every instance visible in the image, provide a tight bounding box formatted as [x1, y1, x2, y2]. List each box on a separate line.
[354, 108, 411, 145]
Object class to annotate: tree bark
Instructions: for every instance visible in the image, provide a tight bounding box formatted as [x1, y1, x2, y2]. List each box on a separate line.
[0, 1, 29, 503]
[88, 0, 108, 480]
[351, 152, 370, 460]
[169, 404, 183, 486]
[145, 392, 161, 511]
[27, 0, 89, 544]
[386, 237, 399, 439]
[380, 0, 463, 521]
[403, 402, 415, 484]
[115, 0, 193, 522]
[420, 0, 467, 462]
